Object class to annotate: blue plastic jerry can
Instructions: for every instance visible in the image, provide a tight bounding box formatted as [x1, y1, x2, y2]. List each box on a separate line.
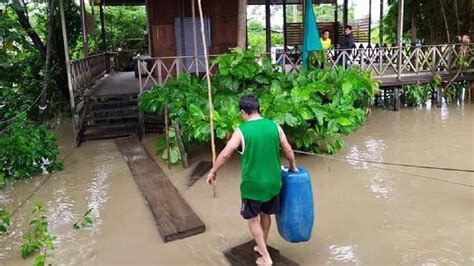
[276, 167, 314, 243]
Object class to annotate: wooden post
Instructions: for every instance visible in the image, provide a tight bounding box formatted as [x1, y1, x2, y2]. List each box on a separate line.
[191, 0, 199, 74]
[164, 104, 171, 169]
[368, 0, 372, 44]
[379, 0, 383, 44]
[343, 0, 348, 27]
[79, 0, 89, 56]
[174, 121, 189, 169]
[393, 86, 401, 111]
[283, 0, 287, 51]
[59, 0, 76, 134]
[237, 0, 247, 49]
[334, 0, 338, 47]
[176, 0, 188, 72]
[397, 0, 404, 81]
[265, 0, 271, 57]
[437, 82, 444, 107]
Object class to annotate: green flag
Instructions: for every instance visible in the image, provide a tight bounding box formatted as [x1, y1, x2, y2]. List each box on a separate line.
[302, 0, 322, 68]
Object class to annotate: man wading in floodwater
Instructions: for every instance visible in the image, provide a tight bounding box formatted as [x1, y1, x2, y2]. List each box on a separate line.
[207, 95, 298, 265]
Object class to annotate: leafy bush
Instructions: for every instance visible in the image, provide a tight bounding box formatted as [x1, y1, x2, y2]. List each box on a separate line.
[0, 117, 62, 184]
[21, 201, 56, 266]
[403, 84, 432, 107]
[140, 48, 379, 158]
[0, 209, 11, 235]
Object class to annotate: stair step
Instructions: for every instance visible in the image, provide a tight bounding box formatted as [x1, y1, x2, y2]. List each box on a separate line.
[84, 122, 138, 131]
[81, 128, 137, 141]
[85, 114, 138, 122]
[89, 105, 138, 114]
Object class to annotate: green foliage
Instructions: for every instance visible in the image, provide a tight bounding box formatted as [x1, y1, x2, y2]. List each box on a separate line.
[140, 49, 379, 158]
[155, 128, 182, 164]
[92, 6, 147, 52]
[21, 201, 56, 266]
[403, 84, 432, 106]
[247, 20, 284, 53]
[0, 117, 63, 184]
[0, 209, 11, 235]
[73, 208, 94, 229]
[383, 0, 472, 44]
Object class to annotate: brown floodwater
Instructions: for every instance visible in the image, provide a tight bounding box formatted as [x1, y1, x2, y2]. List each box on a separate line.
[1, 103, 473, 265]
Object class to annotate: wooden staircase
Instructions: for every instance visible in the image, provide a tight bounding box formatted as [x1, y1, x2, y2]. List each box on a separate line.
[77, 93, 140, 145]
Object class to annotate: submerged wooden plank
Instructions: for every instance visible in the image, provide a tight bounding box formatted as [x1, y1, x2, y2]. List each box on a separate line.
[224, 240, 299, 266]
[188, 160, 213, 187]
[115, 137, 206, 242]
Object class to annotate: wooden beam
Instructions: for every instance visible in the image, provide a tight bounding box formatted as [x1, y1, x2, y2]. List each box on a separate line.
[283, 0, 287, 51]
[59, 0, 77, 134]
[343, 0, 348, 26]
[397, 0, 404, 80]
[237, 0, 248, 49]
[191, 0, 198, 74]
[368, 0, 372, 43]
[80, 0, 89, 56]
[379, 0, 383, 44]
[115, 138, 206, 242]
[265, 0, 271, 56]
[334, 0, 338, 46]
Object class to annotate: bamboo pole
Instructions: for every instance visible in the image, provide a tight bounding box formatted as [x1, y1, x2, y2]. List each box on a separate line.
[164, 104, 171, 169]
[191, 0, 199, 74]
[59, 0, 76, 135]
[197, 0, 217, 198]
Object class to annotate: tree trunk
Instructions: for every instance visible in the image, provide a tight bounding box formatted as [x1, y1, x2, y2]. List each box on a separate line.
[410, 0, 418, 45]
[237, 0, 247, 49]
[11, 0, 46, 60]
[37, 0, 56, 125]
[439, 0, 450, 43]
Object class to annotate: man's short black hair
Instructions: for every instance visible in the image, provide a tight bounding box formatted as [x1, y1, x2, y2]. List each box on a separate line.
[345, 25, 352, 31]
[322, 29, 330, 34]
[239, 95, 260, 114]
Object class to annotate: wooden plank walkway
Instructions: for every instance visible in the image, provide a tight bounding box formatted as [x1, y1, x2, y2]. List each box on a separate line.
[115, 137, 205, 242]
[224, 240, 299, 266]
[88, 71, 153, 96]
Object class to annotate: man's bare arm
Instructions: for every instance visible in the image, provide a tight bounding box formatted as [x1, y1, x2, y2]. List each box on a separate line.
[278, 126, 298, 171]
[207, 130, 241, 184]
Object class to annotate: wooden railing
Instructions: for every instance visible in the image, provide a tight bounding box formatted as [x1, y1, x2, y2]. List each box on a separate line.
[70, 53, 109, 96]
[137, 43, 474, 91]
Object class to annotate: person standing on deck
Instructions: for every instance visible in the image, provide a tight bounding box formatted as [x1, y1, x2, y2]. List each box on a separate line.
[342, 25, 355, 68]
[207, 95, 298, 266]
[343, 25, 355, 49]
[320, 29, 332, 50]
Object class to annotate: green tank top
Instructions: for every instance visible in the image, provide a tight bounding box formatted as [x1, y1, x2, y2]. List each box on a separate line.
[238, 118, 282, 202]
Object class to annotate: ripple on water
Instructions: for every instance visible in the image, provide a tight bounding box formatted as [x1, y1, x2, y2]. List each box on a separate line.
[327, 244, 361, 265]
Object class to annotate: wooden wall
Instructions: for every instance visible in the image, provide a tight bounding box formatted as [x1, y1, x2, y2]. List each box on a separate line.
[146, 0, 239, 57]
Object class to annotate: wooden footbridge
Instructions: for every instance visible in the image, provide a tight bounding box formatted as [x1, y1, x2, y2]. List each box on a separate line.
[69, 43, 474, 144]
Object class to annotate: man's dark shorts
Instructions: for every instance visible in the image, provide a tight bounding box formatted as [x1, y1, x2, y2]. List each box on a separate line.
[240, 195, 280, 219]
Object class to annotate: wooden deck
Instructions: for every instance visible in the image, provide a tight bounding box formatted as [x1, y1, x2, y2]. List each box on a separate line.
[87, 71, 148, 97]
[224, 240, 299, 266]
[115, 137, 206, 242]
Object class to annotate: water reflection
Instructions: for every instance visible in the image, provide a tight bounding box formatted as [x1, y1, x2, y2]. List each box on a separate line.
[328, 244, 361, 264]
